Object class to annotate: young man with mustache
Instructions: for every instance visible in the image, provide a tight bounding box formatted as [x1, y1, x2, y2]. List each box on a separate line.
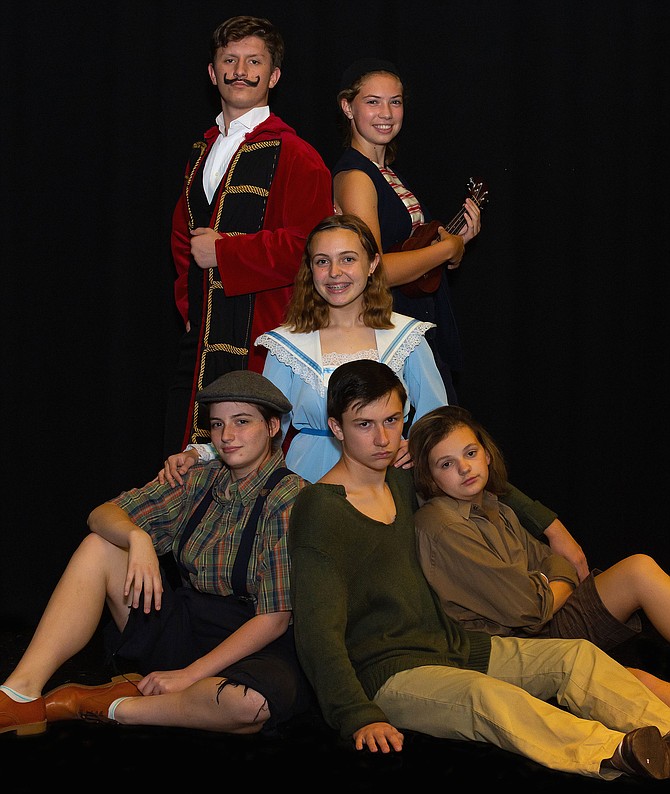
[165, 15, 332, 457]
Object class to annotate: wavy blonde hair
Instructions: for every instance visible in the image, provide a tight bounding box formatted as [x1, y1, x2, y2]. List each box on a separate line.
[284, 214, 393, 333]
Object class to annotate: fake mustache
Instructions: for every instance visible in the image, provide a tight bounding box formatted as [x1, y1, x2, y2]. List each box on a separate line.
[223, 75, 261, 87]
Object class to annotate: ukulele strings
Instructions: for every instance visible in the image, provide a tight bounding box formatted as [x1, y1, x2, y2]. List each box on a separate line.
[444, 183, 487, 235]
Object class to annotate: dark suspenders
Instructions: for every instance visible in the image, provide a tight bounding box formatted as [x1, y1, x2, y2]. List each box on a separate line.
[176, 467, 291, 598]
[175, 487, 215, 577]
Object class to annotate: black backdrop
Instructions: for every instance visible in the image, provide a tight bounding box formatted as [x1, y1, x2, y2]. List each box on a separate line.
[2, 0, 668, 627]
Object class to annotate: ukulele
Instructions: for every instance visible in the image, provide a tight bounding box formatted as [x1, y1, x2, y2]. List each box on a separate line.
[394, 177, 489, 298]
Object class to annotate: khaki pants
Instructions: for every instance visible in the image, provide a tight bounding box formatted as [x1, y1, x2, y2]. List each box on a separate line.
[374, 635, 670, 779]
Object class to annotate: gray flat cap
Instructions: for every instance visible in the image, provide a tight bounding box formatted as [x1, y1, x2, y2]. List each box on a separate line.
[196, 370, 292, 414]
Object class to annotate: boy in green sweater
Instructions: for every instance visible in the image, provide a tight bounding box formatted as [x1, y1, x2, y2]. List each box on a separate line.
[288, 359, 670, 781]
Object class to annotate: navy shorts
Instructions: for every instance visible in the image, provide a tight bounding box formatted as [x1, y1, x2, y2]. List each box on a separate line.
[104, 578, 315, 733]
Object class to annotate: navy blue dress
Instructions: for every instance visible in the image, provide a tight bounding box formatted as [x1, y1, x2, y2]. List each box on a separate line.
[332, 147, 462, 403]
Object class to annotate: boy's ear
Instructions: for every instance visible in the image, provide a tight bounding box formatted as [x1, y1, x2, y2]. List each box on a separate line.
[328, 417, 343, 440]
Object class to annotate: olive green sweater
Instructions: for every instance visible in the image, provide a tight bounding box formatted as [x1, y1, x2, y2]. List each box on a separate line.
[288, 466, 492, 740]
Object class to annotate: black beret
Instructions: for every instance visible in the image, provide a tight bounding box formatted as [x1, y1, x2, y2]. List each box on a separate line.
[196, 370, 292, 414]
[339, 58, 401, 91]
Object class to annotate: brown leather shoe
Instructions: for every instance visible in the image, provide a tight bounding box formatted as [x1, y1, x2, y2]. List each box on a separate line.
[44, 674, 142, 723]
[610, 726, 670, 780]
[0, 690, 47, 736]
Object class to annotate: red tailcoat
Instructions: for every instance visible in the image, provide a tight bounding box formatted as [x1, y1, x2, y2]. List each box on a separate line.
[169, 114, 332, 447]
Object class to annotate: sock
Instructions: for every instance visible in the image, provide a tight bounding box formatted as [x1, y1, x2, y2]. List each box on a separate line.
[0, 684, 37, 703]
[108, 696, 130, 721]
[611, 737, 634, 773]
[614, 737, 625, 759]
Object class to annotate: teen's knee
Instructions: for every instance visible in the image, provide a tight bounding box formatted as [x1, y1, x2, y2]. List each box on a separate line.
[75, 531, 127, 564]
[216, 679, 270, 732]
[616, 553, 663, 587]
[626, 553, 658, 574]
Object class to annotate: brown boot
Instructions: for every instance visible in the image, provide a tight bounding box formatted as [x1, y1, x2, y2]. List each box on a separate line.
[0, 690, 47, 736]
[44, 674, 142, 723]
[606, 726, 670, 780]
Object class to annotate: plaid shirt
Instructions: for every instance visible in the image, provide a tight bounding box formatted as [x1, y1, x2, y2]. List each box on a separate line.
[110, 450, 304, 615]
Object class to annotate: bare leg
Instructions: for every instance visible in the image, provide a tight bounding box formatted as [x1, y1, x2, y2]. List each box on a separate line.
[114, 678, 270, 734]
[627, 667, 670, 707]
[594, 556, 670, 706]
[3, 533, 131, 698]
[595, 554, 670, 640]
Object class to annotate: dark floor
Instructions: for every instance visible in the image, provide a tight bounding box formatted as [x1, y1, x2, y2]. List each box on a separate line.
[2, 621, 668, 792]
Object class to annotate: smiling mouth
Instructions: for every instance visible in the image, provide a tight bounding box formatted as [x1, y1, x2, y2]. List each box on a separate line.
[326, 283, 351, 291]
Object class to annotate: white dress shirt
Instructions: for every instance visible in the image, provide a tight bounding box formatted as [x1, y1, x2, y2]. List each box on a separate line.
[202, 106, 271, 202]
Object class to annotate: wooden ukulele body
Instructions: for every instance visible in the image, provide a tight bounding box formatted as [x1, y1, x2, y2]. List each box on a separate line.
[392, 178, 489, 298]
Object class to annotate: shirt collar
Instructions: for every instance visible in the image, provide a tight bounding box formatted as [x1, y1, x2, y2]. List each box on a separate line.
[213, 448, 286, 504]
[215, 106, 270, 137]
[429, 491, 499, 519]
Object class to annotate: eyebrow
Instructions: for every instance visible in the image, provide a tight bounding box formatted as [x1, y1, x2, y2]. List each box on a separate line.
[432, 442, 478, 463]
[221, 49, 268, 60]
[209, 410, 256, 420]
[360, 93, 403, 100]
[313, 249, 358, 257]
[354, 411, 403, 423]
